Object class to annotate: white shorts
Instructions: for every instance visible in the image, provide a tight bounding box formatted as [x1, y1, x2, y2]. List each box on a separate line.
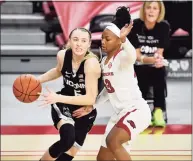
[101, 101, 151, 152]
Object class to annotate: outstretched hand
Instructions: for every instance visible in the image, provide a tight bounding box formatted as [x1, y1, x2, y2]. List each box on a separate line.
[120, 21, 133, 43]
[72, 106, 93, 118]
[38, 86, 59, 107]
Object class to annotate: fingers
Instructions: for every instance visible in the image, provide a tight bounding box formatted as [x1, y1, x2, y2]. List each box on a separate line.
[155, 62, 164, 68]
[72, 112, 84, 118]
[46, 86, 52, 93]
[73, 107, 86, 116]
[38, 100, 52, 107]
[37, 92, 47, 97]
[38, 102, 49, 107]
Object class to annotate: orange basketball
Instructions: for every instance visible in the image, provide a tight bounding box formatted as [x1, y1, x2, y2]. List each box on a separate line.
[13, 74, 42, 103]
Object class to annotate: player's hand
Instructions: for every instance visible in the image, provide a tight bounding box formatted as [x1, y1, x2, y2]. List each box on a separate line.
[38, 86, 59, 106]
[120, 21, 133, 43]
[154, 53, 164, 68]
[72, 106, 93, 118]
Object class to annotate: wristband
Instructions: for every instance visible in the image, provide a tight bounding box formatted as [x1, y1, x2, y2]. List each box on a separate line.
[140, 55, 145, 63]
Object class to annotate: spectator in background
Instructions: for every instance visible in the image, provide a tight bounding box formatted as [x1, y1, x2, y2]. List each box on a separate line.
[128, 1, 170, 127]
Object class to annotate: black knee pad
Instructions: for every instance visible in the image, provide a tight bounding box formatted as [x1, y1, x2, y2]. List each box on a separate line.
[59, 124, 75, 151]
[49, 124, 75, 158]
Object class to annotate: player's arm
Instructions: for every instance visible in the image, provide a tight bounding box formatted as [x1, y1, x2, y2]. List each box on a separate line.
[57, 57, 101, 105]
[95, 87, 109, 105]
[120, 37, 137, 65]
[72, 87, 109, 118]
[119, 23, 137, 65]
[38, 50, 64, 83]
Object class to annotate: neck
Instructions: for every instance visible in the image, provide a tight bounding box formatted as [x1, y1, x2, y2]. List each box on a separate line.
[107, 47, 121, 60]
[72, 53, 85, 64]
[144, 20, 156, 30]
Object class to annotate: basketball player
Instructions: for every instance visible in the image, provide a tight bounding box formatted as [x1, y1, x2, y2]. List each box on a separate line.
[37, 28, 101, 161]
[73, 7, 154, 160]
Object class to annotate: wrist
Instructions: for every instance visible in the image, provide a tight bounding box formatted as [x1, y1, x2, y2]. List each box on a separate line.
[57, 94, 63, 103]
[37, 76, 43, 83]
[140, 55, 146, 63]
[121, 37, 126, 43]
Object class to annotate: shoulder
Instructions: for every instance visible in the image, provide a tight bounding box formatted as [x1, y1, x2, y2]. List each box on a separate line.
[130, 18, 144, 35]
[84, 55, 101, 75]
[56, 49, 68, 70]
[157, 20, 170, 31]
[57, 49, 66, 60]
[133, 18, 144, 27]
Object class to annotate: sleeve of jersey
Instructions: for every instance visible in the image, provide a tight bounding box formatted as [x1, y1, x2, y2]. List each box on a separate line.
[93, 87, 109, 108]
[120, 38, 137, 65]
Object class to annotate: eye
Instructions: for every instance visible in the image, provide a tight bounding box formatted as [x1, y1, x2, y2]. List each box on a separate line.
[147, 6, 151, 10]
[82, 39, 87, 43]
[73, 38, 78, 41]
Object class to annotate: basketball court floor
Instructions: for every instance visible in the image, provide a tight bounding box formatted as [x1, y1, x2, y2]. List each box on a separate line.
[1, 74, 192, 160]
[1, 125, 192, 160]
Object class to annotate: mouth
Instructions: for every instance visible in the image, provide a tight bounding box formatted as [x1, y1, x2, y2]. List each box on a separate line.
[102, 46, 106, 50]
[76, 48, 82, 52]
[148, 14, 154, 18]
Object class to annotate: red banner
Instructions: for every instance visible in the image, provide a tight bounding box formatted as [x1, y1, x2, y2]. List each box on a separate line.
[53, 1, 143, 41]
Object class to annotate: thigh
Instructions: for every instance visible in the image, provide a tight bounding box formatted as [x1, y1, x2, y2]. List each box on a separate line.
[51, 104, 75, 130]
[101, 113, 118, 148]
[74, 109, 97, 147]
[97, 146, 115, 160]
[107, 125, 131, 145]
[116, 104, 151, 141]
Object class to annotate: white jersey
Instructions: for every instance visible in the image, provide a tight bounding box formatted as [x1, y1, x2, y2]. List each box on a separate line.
[96, 38, 146, 114]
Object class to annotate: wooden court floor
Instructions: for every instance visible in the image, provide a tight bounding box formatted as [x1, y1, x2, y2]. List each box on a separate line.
[1, 125, 192, 160]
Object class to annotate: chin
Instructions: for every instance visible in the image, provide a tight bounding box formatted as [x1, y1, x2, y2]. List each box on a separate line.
[147, 19, 157, 23]
[102, 48, 107, 53]
[74, 51, 86, 56]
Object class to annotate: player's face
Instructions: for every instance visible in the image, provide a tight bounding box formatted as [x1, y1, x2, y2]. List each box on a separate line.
[101, 29, 121, 54]
[144, 2, 160, 23]
[70, 29, 91, 56]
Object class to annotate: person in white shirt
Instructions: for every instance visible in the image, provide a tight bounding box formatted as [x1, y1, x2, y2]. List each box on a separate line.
[73, 6, 152, 161]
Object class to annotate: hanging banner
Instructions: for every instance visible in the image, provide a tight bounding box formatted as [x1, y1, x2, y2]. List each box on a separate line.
[52, 1, 143, 40]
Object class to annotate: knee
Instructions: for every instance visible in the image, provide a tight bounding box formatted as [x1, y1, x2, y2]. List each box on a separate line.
[106, 136, 121, 152]
[49, 124, 75, 158]
[60, 124, 75, 152]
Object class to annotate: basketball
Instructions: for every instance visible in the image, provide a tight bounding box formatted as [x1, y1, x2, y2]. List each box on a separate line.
[13, 74, 42, 103]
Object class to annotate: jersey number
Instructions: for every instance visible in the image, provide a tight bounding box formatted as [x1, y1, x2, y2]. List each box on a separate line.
[104, 79, 115, 93]
[74, 90, 82, 96]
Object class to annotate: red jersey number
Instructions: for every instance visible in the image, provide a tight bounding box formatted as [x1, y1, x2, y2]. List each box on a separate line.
[104, 79, 115, 93]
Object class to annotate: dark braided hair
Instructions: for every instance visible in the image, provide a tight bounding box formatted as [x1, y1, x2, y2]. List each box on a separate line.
[112, 6, 131, 30]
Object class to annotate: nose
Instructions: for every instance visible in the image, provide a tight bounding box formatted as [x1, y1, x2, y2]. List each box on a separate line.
[76, 40, 81, 46]
[101, 39, 105, 46]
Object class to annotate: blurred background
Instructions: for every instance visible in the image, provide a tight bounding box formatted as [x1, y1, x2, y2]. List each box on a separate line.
[1, 1, 192, 126]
